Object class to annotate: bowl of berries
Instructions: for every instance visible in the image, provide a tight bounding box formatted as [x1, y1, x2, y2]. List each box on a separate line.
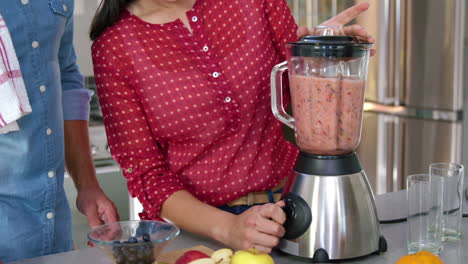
[87, 220, 180, 264]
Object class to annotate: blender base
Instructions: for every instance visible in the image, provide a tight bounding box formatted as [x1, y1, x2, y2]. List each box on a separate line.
[278, 152, 385, 261]
[277, 236, 387, 263]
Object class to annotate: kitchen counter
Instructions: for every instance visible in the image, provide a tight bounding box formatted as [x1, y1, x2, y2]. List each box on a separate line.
[9, 190, 468, 264]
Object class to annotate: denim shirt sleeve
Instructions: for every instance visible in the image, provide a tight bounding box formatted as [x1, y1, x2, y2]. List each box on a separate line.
[59, 0, 92, 120]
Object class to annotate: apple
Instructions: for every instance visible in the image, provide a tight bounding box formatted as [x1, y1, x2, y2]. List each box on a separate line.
[175, 250, 211, 264]
[188, 258, 216, 264]
[231, 249, 275, 264]
[211, 248, 233, 264]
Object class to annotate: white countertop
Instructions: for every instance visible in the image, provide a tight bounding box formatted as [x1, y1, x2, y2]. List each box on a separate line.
[9, 190, 468, 264]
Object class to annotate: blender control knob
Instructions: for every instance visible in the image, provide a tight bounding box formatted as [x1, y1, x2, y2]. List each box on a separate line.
[281, 192, 312, 240]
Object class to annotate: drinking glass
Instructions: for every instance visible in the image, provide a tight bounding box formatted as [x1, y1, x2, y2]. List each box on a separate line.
[407, 174, 444, 255]
[430, 162, 464, 241]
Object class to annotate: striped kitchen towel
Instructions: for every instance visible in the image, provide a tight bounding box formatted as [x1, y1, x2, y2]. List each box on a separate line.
[0, 14, 31, 134]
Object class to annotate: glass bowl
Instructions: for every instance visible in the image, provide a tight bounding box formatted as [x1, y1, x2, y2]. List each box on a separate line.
[88, 220, 180, 264]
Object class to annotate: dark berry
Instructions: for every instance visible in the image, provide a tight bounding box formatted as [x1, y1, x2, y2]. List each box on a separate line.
[142, 233, 151, 242]
[128, 236, 138, 243]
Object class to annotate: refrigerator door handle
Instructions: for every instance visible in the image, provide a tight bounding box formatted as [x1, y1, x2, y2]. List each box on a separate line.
[376, 115, 395, 194]
[394, 118, 405, 192]
[381, 0, 405, 105]
[453, 0, 465, 109]
[377, 115, 403, 193]
[377, 0, 394, 104]
[393, 0, 405, 106]
[364, 102, 462, 122]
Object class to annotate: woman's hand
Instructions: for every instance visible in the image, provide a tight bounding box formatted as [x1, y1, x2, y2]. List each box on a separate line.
[297, 2, 375, 43]
[222, 201, 286, 253]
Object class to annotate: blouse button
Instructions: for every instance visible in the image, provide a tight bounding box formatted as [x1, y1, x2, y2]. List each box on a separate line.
[224, 96, 232, 103]
[202, 46, 209, 52]
[21, 0, 29, 5]
[127, 168, 133, 173]
[212, 72, 220, 78]
[46, 128, 52, 135]
[191, 16, 198, 22]
[39, 85, 46, 93]
[32, 41, 39, 49]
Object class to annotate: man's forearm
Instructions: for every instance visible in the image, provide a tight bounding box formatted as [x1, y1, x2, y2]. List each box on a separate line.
[64, 120, 99, 190]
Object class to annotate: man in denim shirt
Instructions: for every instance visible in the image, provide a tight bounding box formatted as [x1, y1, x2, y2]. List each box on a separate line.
[0, 0, 119, 261]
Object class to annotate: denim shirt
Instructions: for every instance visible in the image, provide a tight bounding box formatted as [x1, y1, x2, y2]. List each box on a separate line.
[0, 0, 91, 261]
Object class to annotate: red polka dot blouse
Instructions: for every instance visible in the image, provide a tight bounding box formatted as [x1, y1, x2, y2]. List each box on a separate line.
[92, 0, 299, 219]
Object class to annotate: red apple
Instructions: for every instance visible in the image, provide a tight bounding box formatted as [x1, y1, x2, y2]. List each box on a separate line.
[175, 250, 211, 264]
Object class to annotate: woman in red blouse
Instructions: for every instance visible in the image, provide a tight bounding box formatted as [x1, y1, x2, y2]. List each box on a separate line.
[90, 0, 373, 252]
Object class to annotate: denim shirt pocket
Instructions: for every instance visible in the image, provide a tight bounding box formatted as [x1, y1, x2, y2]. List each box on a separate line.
[48, 0, 70, 17]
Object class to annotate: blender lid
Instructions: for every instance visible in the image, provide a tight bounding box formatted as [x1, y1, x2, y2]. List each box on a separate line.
[289, 35, 372, 58]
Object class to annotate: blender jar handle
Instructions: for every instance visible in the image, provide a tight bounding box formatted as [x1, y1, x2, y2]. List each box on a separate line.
[271, 61, 295, 130]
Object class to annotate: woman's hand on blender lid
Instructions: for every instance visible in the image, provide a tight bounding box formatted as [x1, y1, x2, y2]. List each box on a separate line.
[297, 2, 375, 55]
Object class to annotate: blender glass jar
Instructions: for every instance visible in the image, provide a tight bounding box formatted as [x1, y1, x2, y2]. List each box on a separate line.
[271, 28, 372, 155]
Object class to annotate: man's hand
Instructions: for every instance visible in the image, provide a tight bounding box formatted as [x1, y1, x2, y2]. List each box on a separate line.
[297, 2, 375, 43]
[76, 185, 119, 228]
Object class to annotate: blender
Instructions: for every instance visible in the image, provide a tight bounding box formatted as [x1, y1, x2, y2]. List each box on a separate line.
[271, 26, 387, 262]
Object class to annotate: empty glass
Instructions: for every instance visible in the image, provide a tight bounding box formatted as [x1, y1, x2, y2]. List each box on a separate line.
[430, 162, 464, 241]
[406, 174, 444, 255]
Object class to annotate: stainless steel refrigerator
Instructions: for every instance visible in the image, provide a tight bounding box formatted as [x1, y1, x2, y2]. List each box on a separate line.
[287, 0, 465, 194]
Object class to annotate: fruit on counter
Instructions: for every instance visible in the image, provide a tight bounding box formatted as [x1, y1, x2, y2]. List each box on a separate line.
[211, 248, 233, 264]
[395, 251, 443, 264]
[231, 249, 275, 264]
[187, 258, 216, 264]
[175, 250, 211, 264]
[175, 247, 274, 264]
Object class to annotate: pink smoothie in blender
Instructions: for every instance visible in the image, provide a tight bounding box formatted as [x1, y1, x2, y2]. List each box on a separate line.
[290, 75, 365, 155]
[271, 30, 371, 157]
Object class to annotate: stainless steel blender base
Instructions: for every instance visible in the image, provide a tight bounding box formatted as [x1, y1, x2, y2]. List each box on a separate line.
[278, 170, 383, 261]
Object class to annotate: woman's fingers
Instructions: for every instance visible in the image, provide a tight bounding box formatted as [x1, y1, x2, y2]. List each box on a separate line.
[344, 25, 375, 43]
[297, 26, 310, 38]
[322, 2, 370, 26]
[297, 4, 375, 42]
[343, 25, 370, 40]
[252, 243, 274, 254]
[255, 215, 285, 237]
[231, 203, 288, 252]
[249, 230, 280, 249]
[275, 200, 285, 208]
[259, 203, 286, 225]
